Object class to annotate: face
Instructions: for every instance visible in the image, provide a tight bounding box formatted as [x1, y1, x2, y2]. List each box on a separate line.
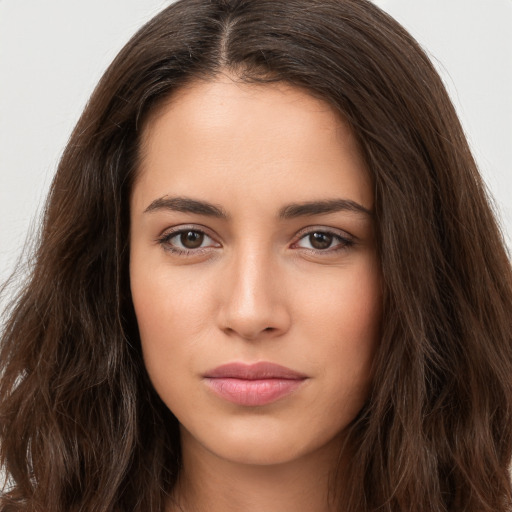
[130, 75, 381, 466]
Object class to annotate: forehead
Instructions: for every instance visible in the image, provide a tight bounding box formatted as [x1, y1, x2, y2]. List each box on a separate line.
[134, 76, 372, 213]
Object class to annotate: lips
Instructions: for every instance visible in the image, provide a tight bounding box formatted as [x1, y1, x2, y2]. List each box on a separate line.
[204, 361, 307, 380]
[203, 362, 308, 406]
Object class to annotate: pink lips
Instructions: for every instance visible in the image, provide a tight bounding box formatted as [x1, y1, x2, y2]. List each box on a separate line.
[203, 362, 308, 406]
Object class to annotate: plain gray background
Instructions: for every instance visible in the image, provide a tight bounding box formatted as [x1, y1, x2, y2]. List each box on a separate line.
[1, 0, 511, 290]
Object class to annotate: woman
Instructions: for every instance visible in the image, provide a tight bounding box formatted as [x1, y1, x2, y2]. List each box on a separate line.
[1, 0, 511, 511]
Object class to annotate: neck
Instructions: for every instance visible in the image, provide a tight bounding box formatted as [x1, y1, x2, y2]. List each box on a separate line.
[168, 428, 349, 512]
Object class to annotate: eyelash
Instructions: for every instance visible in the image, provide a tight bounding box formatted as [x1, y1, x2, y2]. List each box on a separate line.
[156, 226, 355, 256]
[156, 226, 219, 256]
[292, 228, 354, 253]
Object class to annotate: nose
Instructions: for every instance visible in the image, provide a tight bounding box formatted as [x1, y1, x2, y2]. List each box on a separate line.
[217, 248, 291, 341]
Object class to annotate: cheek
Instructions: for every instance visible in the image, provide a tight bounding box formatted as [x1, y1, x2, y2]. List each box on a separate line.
[300, 255, 381, 345]
[129, 261, 215, 392]
[131, 257, 213, 332]
[299, 258, 381, 406]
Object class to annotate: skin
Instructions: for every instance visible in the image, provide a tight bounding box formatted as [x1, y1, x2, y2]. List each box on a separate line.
[130, 73, 381, 512]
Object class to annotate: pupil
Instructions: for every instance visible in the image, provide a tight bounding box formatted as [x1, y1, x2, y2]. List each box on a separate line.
[181, 231, 204, 249]
[310, 232, 332, 250]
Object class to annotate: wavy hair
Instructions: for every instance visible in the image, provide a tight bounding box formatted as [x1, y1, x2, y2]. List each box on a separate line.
[1, 0, 511, 510]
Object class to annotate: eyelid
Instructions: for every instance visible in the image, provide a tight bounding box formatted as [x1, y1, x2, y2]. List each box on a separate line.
[156, 224, 356, 256]
[156, 224, 222, 254]
[291, 226, 356, 252]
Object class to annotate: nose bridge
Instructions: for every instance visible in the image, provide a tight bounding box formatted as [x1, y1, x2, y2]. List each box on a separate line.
[219, 240, 289, 339]
[235, 245, 272, 307]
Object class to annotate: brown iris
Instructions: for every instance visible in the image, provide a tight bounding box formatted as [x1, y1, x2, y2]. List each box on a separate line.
[309, 232, 333, 250]
[180, 231, 204, 249]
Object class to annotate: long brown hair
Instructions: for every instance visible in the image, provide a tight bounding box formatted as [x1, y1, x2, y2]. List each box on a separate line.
[1, 1, 511, 510]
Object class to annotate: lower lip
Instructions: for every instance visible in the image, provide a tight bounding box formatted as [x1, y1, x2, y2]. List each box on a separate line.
[204, 378, 306, 406]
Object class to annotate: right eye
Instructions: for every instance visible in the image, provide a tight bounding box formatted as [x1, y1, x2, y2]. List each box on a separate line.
[158, 228, 220, 255]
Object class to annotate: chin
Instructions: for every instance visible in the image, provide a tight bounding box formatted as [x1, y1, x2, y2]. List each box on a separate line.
[209, 440, 313, 467]
[180, 415, 346, 468]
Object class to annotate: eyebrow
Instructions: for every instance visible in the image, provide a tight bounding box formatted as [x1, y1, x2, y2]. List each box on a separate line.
[144, 196, 228, 218]
[143, 196, 372, 219]
[278, 198, 373, 219]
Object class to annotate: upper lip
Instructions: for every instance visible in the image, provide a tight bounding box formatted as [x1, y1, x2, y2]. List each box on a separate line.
[204, 362, 308, 380]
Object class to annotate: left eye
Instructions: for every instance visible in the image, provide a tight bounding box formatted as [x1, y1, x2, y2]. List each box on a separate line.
[295, 231, 350, 251]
